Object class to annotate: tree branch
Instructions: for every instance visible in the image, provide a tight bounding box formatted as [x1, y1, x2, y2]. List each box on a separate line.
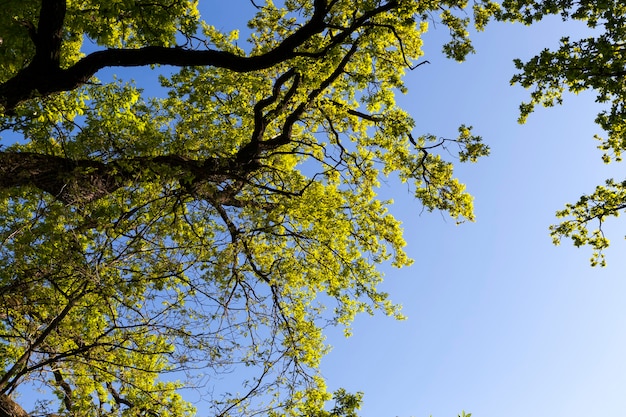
[0, 0, 402, 112]
[53, 369, 72, 412]
[32, 0, 66, 68]
[0, 0, 330, 112]
[0, 151, 283, 210]
[0, 395, 28, 417]
[0, 152, 232, 204]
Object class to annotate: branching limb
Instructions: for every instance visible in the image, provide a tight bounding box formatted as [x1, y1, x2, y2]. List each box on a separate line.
[53, 369, 73, 412]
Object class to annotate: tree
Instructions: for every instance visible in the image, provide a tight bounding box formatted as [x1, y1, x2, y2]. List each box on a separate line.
[0, 1, 495, 416]
[497, 0, 626, 266]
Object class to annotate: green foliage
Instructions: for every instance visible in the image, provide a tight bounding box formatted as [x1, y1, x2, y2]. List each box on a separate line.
[550, 179, 626, 267]
[497, 0, 626, 265]
[0, 0, 198, 79]
[428, 411, 471, 417]
[0, 0, 496, 416]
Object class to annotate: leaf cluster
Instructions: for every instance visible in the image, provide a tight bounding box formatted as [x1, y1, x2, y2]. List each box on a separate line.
[497, 0, 626, 265]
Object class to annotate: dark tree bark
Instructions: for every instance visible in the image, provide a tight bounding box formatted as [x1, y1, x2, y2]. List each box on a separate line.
[0, 395, 28, 417]
[0, 0, 399, 113]
[0, 152, 255, 205]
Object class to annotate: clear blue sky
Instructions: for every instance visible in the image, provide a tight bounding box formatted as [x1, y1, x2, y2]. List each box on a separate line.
[319, 14, 626, 417]
[17, 2, 626, 417]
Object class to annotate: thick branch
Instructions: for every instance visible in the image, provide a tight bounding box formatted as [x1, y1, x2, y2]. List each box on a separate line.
[0, 152, 233, 203]
[32, 0, 66, 68]
[0, 0, 402, 112]
[0, 395, 28, 417]
[261, 41, 361, 151]
[53, 370, 72, 412]
[0, 0, 330, 112]
[0, 152, 117, 203]
[107, 383, 134, 408]
[0, 152, 272, 207]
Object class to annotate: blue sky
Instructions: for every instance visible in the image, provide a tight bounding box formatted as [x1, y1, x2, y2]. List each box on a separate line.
[319, 14, 626, 417]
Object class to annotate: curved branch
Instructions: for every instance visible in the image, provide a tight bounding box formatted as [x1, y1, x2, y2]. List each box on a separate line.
[0, 0, 330, 112]
[53, 369, 73, 412]
[0, 0, 403, 112]
[0, 395, 28, 417]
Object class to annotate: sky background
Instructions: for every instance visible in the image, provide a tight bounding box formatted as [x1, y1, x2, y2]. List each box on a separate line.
[15, 2, 626, 416]
[318, 12, 626, 417]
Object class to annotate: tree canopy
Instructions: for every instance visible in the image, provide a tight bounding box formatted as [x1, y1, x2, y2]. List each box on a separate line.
[497, 0, 626, 266]
[0, 1, 496, 416]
